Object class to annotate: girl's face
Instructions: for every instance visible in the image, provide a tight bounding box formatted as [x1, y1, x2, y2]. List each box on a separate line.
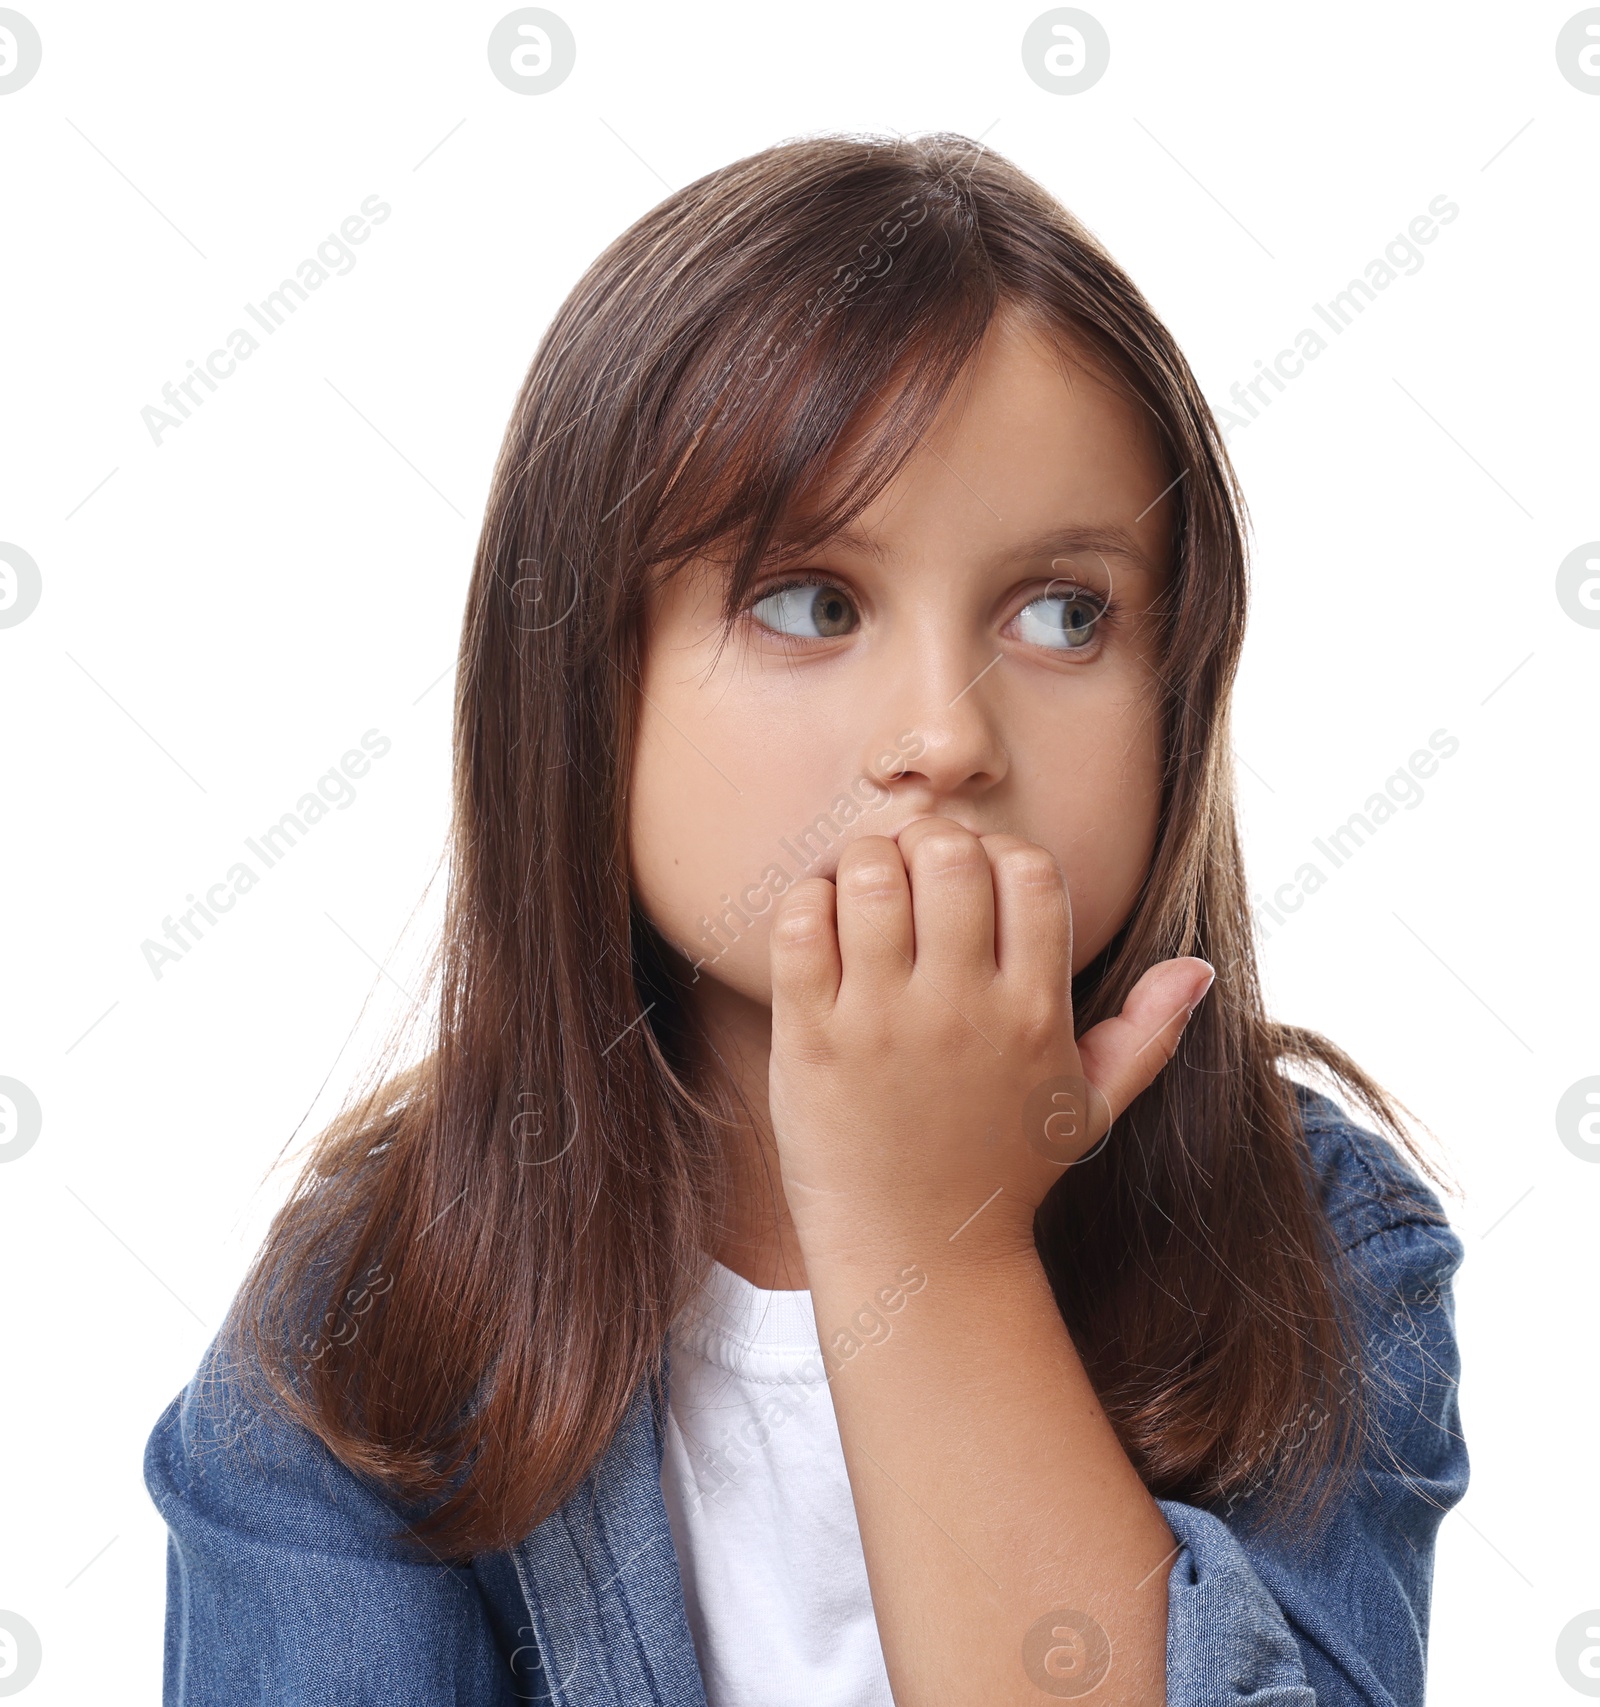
[628, 306, 1174, 1011]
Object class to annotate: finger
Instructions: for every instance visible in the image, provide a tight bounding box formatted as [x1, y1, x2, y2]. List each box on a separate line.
[833, 833, 914, 992]
[1075, 957, 1214, 1128]
[983, 834, 1071, 1010]
[768, 877, 842, 1025]
[895, 817, 995, 986]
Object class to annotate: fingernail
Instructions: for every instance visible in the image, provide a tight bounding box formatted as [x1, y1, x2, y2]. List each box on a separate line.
[1188, 961, 1216, 1012]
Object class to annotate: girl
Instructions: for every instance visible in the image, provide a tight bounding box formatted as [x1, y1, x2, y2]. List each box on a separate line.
[145, 133, 1466, 1706]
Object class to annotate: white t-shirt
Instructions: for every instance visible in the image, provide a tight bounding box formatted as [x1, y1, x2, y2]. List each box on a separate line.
[658, 1258, 896, 1707]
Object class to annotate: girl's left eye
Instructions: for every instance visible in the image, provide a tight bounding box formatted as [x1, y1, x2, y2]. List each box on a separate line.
[747, 579, 858, 640]
[1013, 587, 1109, 651]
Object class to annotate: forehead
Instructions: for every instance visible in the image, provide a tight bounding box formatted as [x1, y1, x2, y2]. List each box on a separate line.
[797, 309, 1173, 581]
[644, 304, 1176, 622]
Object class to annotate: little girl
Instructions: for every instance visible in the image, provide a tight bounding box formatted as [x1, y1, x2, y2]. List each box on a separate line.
[145, 132, 1466, 1706]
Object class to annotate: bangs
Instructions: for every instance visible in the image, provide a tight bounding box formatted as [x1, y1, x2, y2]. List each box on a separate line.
[625, 169, 1002, 645]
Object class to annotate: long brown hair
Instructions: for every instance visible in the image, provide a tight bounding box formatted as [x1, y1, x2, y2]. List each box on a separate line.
[227, 131, 1451, 1562]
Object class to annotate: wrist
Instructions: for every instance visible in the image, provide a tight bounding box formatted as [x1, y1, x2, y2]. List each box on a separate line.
[793, 1197, 1042, 1293]
[798, 1221, 1061, 1391]
[776, 1125, 1053, 1282]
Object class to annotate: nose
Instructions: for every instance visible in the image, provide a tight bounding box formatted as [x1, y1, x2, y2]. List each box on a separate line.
[860, 625, 1010, 801]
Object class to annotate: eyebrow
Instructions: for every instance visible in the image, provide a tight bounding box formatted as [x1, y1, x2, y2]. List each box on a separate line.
[993, 522, 1161, 577]
[819, 520, 1163, 577]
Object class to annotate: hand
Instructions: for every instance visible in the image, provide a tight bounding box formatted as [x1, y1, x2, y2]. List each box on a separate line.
[766, 816, 1214, 1266]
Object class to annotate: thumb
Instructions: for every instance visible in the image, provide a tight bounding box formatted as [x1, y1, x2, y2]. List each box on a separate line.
[1075, 957, 1215, 1129]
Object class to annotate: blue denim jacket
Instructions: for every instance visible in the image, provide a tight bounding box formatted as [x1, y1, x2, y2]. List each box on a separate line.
[144, 1083, 1467, 1704]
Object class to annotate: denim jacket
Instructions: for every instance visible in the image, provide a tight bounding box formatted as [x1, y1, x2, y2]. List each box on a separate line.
[144, 1083, 1467, 1705]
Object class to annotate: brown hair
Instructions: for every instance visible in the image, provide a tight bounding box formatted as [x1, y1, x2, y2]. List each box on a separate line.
[227, 131, 1449, 1562]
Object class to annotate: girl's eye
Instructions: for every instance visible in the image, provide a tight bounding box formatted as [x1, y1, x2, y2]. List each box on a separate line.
[748, 579, 858, 640]
[1013, 586, 1109, 652]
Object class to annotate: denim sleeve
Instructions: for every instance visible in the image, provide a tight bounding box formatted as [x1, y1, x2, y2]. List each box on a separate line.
[1158, 1213, 1467, 1706]
[143, 1343, 520, 1706]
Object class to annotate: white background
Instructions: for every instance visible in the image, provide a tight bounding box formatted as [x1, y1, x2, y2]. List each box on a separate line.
[1, 1, 1595, 1701]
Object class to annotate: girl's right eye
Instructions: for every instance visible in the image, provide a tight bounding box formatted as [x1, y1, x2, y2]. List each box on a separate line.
[746, 578, 858, 640]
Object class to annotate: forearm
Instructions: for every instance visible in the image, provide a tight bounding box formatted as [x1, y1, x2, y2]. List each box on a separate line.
[805, 1232, 1174, 1707]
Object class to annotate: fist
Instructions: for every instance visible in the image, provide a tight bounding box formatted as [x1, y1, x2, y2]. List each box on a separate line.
[766, 816, 1213, 1265]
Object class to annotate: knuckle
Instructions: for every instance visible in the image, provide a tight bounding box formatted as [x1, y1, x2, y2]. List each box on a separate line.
[771, 911, 826, 950]
[839, 858, 903, 899]
[836, 837, 905, 898]
[1139, 1023, 1183, 1072]
[996, 845, 1063, 889]
[912, 830, 983, 873]
[1015, 996, 1065, 1051]
[770, 882, 832, 948]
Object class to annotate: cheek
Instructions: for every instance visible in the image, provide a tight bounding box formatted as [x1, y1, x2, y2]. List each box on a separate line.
[627, 692, 853, 1004]
[1023, 691, 1163, 970]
